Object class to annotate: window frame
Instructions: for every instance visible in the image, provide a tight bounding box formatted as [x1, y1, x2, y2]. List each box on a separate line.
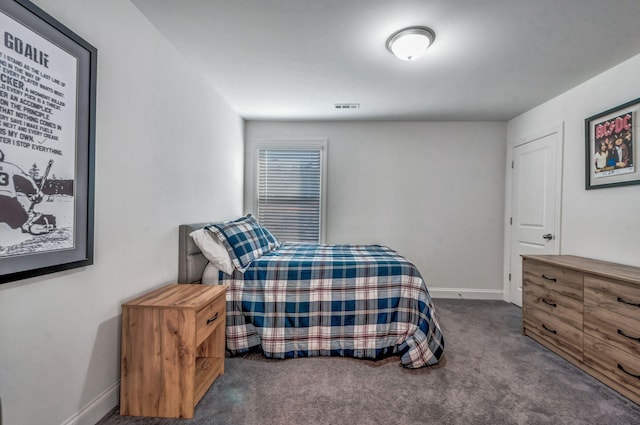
[253, 139, 327, 243]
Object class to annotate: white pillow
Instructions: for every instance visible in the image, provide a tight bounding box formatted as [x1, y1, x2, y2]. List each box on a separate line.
[189, 228, 234, 275]
[201, 263, 220, 284]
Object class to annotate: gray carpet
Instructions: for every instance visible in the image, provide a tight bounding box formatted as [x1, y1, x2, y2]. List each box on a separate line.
[97, 299, 640, 424]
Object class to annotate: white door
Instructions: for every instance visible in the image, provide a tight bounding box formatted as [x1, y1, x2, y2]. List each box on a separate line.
[509, 129, 562, 306]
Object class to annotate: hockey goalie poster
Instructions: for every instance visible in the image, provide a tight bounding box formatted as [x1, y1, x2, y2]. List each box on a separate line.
[0, 0, 96, 284]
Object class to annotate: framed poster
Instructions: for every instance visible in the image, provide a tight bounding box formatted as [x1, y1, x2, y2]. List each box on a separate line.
[585, 98, 639, 190]
[0, 0, 96, 284]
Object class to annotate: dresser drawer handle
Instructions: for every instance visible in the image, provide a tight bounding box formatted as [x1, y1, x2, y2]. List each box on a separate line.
[542, 324, 557, 334]
[541, 274, 557, 282]
[206, 312, 219, 325]
[617, 297, 640, 308]
[617, 364, 640, 380]
[542, 299, 557, 308]
[617, 329, 640, 342]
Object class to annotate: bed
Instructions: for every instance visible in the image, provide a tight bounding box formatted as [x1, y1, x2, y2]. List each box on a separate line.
[178, 217, 445, 368]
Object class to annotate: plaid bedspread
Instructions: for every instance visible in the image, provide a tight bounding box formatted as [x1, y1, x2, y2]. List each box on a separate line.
[218, 242, 445, 368]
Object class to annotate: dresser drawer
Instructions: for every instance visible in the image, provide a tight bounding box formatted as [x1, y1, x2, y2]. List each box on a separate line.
[584, 276, 640, 319]
[523, 260, 583, 301]
[584, 304, 640, 357]
[523, 280, 583, 330]
[523, 304, 583, 361]
[196, 294, 226, 346]
[584, 334, 640, 397]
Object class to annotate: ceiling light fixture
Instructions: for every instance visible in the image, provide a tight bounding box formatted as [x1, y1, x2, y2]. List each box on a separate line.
[386, 26, 435, 61]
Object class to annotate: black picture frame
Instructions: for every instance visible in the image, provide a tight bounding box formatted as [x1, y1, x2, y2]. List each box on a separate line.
[585, 97, 639, 190]
[0, 0, 96, 284]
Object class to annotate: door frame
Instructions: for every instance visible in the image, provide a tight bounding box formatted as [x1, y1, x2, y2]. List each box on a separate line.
[503, 122, 564, 304]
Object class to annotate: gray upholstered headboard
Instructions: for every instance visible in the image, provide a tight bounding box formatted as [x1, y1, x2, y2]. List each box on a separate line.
[178, 222, 211, 284]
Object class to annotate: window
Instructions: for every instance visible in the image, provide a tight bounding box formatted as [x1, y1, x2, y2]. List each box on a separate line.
[256, 141, 326, 243]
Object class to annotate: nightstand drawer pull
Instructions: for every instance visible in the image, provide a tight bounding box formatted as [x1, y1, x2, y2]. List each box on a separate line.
[617, 364, 640, 380]
[617, 329, 640, 342]
[541, 274, 557, 282]
[542, 299, 557, 307]
[617, 297, 640, 308]
[542, 324, 557, 334]
[206, 312, 219, 325]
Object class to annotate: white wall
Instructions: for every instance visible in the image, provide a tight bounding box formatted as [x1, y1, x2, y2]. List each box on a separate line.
[507, 52, 640, 267]
[0, 1, 244, 425]
[245, 121, 507, 299]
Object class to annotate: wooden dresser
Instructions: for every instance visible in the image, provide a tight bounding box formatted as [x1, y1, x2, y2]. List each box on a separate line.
[120, 284, 227, 418]
[522, 255, 640, 405]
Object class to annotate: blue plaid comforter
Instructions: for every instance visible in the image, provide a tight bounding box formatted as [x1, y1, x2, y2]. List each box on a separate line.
[218, 242, 445, 368]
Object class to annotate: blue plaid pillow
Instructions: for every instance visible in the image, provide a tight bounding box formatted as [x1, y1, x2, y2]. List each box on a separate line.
[207, 215, 271, 272]
[261, 225, 281, 250]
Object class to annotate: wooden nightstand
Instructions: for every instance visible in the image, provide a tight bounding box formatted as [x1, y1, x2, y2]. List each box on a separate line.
[119, 284, 228, 418]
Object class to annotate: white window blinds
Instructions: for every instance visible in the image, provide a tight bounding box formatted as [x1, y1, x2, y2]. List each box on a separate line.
[257, 145, 325, 243]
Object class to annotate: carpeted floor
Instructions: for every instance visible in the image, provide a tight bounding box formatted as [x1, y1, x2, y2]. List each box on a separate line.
[97, 299, 640, 425]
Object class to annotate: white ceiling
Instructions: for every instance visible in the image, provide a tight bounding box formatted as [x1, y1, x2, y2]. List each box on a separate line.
[131, 0, 640, 121]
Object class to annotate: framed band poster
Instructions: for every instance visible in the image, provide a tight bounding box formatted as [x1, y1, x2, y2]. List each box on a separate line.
[585, 97, 639, 190]
[0, 0, 96, 284]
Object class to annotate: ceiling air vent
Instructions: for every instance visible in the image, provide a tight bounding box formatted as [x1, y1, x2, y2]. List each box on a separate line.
[334, 103, 360, 110]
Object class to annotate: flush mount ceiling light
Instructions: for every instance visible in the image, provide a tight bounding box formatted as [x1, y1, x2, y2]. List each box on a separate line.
[386, 26, 435, 61]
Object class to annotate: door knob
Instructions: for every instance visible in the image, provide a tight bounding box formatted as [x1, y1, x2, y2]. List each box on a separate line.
[542, 233, 554, 240]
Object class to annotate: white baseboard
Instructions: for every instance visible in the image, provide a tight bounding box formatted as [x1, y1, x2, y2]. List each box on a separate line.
[428, 287, 504, 300]
[61, 381, 119, 425]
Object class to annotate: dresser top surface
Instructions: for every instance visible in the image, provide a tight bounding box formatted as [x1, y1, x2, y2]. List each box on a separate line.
[522, 255, 640, 285]
[123, 284, 227, 309]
